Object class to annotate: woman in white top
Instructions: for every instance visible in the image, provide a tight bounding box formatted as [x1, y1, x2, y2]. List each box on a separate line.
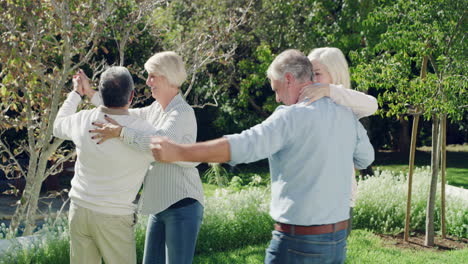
[300, 47, 378, 237]
[83, 52, 204, 264]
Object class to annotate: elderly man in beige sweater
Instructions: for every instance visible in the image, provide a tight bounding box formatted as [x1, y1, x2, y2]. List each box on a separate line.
[53, 66, 155, 264]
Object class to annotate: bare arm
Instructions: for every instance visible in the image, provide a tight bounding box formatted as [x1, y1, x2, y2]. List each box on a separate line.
[151, 137, 230, 163]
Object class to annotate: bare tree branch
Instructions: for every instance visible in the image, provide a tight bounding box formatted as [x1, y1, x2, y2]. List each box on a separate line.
[44, 149, 75, 180]
[0, 138, 27, 179]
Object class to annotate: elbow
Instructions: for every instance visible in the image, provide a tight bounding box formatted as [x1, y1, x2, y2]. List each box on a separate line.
[369, 97, 378, 115]
[366, 150, 375, 168]
[52, 124, 58, 137]
[354, 151, 375, 170]
[52, 120, 62, 137]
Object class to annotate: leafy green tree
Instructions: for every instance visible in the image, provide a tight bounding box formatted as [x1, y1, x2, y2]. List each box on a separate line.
[351, 0, 467, 246]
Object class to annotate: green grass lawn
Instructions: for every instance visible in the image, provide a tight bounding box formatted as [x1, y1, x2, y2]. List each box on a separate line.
[193, 230, 468, 264]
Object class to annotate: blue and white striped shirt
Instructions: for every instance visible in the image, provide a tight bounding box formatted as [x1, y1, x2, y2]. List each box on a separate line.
[92, 93, 204, 215]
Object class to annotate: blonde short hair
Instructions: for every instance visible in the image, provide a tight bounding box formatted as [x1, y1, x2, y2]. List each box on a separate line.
[144, 51, 187, 87]
[307, 47, 351, 89]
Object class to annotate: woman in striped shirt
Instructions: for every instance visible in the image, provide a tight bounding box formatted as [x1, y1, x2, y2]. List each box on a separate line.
[83, 51, 204, 264]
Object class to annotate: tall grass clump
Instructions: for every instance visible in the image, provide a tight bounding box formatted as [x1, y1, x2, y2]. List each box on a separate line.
[135, 214, 149, 263]
[196, 186, 273, 253]
[0, 216, 70, 264]
[355, 167, 468, 238]
[0, 223, 9, 240]
[203, 163, 229, 187]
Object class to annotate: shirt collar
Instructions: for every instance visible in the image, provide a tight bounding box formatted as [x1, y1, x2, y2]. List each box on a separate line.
[163, 93, 184, 112]
[98, 105, 129, 115]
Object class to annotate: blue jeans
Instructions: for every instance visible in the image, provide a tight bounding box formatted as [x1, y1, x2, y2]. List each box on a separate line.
[142, 200, 204, 264]
[265, 229, 347, 264]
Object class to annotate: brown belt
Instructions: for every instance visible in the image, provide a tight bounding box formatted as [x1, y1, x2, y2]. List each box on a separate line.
[274, 220, 348, 235]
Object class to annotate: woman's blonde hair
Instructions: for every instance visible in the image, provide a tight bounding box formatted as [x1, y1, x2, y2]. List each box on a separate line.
[307, 47, 351, 89]
[144, 51, 187, 87]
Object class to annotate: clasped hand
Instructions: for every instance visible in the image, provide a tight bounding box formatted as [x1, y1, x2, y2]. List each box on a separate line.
[150, 137, 181, 163]
[298, 83, 330, 105]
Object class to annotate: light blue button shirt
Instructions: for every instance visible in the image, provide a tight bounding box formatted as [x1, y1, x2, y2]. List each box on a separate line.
[226, 98, 374, 225]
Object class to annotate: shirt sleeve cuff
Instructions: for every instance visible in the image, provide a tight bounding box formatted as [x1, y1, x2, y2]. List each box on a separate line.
[68, 91, 83, 103]
[328, 84, 342, 103]
[121, 126, 134, 145]
[119, 126, 126, 140]
[90, 92, 103, 106]
[225, 135, 241, 166]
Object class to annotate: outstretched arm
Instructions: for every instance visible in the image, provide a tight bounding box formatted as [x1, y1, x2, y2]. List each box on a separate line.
[151, 137, 230, 163]
[152, 107, 293, 165]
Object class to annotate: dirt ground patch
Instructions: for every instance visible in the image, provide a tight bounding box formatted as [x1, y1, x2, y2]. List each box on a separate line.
[378, 232, 468, 251]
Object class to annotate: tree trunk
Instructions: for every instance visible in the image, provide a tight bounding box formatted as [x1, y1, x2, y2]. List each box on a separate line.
[23, 178, 43, 236]
[440, 114, 447, 239]
[404, 114, 420, 242]
[8, 175, 34, 237]
[9, 168, 46, 237]
[425, 114, 441, 246]
[8, 151, 52, 237]
[398, 116, 410, 155]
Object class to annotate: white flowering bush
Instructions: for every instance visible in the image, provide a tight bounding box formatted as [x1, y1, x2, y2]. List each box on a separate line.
[354, 167, 468, 238]
[1, 168, 467, 263]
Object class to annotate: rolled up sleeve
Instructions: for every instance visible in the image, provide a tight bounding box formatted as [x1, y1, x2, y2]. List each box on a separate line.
[226, 107, 291, 166]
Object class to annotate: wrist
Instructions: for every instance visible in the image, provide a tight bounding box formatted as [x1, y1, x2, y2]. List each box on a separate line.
[176, 144, 186, 162]
[84, 89, 96, 99]
[117, 126, 124, 139]
[74, 90, 84, 99]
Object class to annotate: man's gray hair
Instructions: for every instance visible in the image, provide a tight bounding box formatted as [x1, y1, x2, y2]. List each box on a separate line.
[99, 66, 134, 107]
[267, 49, 313, 82]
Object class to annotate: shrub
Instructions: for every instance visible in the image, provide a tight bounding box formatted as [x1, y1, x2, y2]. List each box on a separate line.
[354, 167, 468, 238]
[0, 218, 70, 264]
[195, 187, 273, 253]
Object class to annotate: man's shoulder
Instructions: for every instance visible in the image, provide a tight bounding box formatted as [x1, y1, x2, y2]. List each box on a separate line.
[304, 98, 354, 114]
[275, 100, 326, 115]
[268, 104, 315, 125]
[274, 98, 355, 121]
[71, 108, 99, 119]
[124, 115, 155, 131]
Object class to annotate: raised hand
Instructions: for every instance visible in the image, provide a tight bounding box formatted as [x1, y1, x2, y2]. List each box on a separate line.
[150, 136, 182, 163]
[78, 69, 96, 98]
[89, 115, 123, 144]
[72, 74, 84, 96]
[299, 83, 330, 105]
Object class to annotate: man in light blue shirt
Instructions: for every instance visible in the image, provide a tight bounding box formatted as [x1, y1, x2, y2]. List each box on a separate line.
[150, 49, 374, 263]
